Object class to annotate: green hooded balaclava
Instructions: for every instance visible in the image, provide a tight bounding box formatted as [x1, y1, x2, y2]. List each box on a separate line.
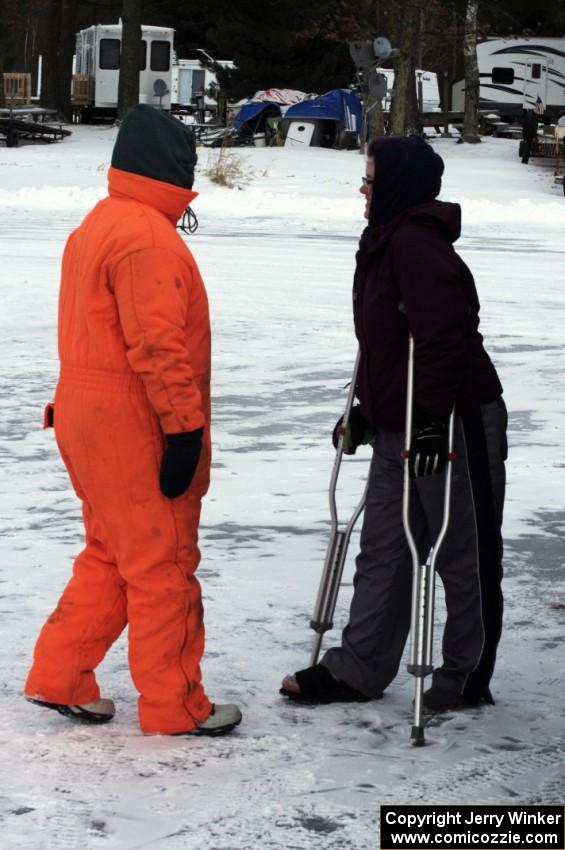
[111, 104, 197, 190]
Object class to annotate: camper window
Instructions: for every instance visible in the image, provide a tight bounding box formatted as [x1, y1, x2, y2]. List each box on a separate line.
[140, 40, 147, 71]
[150, 41, 170, 72]
[192, 70, 205, 98]
[491, 67, 514, 85]
[99, 38, 120, 70]
[531, 64, 541, 80]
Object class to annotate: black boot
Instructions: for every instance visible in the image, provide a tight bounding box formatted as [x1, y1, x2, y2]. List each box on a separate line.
[423, 685, 495, 713]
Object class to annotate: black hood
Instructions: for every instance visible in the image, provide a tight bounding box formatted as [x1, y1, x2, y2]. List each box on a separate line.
[368, 136, 444, 227]
[111, 104, 197, 190]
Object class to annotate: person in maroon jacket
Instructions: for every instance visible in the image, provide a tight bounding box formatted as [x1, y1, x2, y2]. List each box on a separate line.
[281, 136, 507, 712]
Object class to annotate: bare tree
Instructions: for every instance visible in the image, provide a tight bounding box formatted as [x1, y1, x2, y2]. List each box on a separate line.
[0, 0, 33, 107]
[389, 0, 420, 136]
[416, 0, 464, 114]
[117, 0, 142, 120]
[38, 0, 62, 111]
[366, 94, 385, 141]
[0, 3, 7, 107]
[57, 0, 79, 118]
[38, 0, 78, 120]
[461, 0, 481, 142]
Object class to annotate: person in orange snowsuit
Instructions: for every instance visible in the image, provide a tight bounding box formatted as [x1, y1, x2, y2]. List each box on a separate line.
[24, 105, 242, 736]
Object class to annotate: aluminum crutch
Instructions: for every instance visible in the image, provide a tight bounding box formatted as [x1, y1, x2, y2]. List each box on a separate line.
[401, 335, 456, 746]
[309, 348, 370, 666]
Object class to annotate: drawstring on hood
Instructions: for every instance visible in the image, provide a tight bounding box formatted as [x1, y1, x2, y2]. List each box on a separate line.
[368, 136, 444, 227]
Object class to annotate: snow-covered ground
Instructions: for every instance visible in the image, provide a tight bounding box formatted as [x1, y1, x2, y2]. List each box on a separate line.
[1, 128, 564, 849]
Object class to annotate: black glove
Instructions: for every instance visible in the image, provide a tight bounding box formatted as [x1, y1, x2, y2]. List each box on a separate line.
[159, 428, 203, 499]
[409, 412, 448, 478]
[332, 404, 371, 455]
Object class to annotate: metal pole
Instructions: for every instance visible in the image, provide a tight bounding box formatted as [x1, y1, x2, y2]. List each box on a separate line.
[309, 349, 368, 665]
[402, 337, 421, 667]
[402, 335, 456, 746]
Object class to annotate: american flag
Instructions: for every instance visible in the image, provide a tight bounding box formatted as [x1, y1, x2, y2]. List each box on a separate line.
[534, 95, 545, 116]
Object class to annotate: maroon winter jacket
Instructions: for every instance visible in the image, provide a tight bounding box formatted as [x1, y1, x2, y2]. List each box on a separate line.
[353, 200, 502, 432]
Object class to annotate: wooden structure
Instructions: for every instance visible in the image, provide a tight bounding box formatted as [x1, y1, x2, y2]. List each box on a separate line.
[517, 123, 565, 195]
[522, 126, 565, 160]
[3, 73, 32, 107]
[537, 126, 565, 195]
[554, 126, 565, 192]
[71, 74, 95, 106]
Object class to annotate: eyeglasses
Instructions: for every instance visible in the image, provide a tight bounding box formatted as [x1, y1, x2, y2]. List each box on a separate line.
[361, 176, 375, 186]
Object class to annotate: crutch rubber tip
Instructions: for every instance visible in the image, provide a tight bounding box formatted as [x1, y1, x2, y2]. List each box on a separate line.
[411, 725, 426, 746]
[310, 620, 332, 633]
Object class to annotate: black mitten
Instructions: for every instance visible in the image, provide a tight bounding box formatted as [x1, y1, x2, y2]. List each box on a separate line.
[409, 412, 448, 478]
[159, 428, 203, 499]
[332, 405, 372, 455]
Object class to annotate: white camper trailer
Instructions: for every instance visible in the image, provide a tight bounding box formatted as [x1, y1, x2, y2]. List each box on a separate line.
[171, 57, 235, 110]
[452, 37, 565, 122]
[379, 68, 440, 112]
[74, 24, 174, 118]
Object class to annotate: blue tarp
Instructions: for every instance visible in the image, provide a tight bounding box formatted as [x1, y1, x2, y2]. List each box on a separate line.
[284, 89, 362, 138]
[232, 101, 282, 129]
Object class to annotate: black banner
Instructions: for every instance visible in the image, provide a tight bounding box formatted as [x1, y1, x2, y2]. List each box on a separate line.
[380, 805, 565, 850]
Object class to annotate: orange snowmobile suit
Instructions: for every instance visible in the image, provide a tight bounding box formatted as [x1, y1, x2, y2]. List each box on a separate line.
[25, 106, 214, 734]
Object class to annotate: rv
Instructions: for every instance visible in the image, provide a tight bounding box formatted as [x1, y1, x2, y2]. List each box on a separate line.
[452, 37, 565, 122]
[379, 68, 440, 112]
[171, 55, 235, 111]
[74, 24, 174, 119]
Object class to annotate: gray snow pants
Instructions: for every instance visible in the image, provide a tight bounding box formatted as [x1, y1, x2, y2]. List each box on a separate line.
[322, 397, 507, 701]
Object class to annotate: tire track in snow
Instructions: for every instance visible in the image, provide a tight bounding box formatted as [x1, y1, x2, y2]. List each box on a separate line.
[121, 802, 373, 850]
[381, 737, 565, 804]
[4, 725, 128, 850]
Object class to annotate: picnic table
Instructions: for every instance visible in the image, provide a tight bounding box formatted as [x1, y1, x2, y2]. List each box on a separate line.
[0, 106, 60, 122]
[0, 106, 71, 146]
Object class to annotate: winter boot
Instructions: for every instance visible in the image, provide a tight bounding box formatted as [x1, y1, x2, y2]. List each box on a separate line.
[423, 685, 495, 713]
[26, 696, 115, 724]
[176, 704, 242, 737]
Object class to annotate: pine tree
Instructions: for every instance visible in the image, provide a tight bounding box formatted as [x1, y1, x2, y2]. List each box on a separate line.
[202, 0, 360, 99]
